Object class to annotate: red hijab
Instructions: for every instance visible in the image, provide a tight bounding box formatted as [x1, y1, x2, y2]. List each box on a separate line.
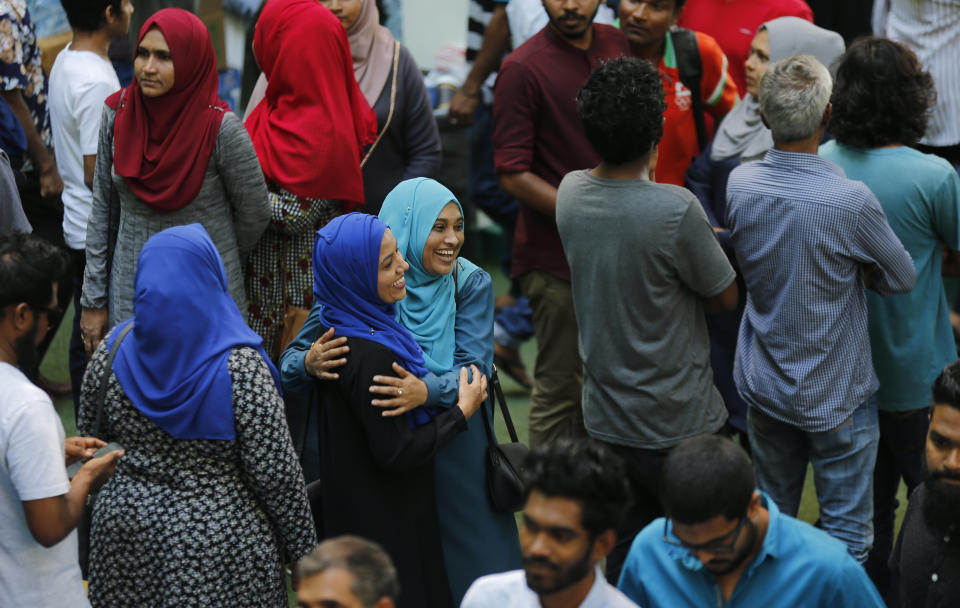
[246, 0, 378, 209]
[105, 9, 229, 213]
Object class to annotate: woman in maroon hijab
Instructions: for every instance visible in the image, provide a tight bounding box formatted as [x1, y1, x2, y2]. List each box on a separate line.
[79, 8, 270, 354]
[243, 0, 378, 359]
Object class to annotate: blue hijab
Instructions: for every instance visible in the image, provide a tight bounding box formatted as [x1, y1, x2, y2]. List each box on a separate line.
[312, 213, 429, 379]
[379, 178, 480, 374]
[106, 224, 280, 441]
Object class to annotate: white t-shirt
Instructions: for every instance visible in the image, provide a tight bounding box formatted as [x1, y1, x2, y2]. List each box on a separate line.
[49, 45, 121, 250]
[461, 567, 639, 607]
[0, 363, 90, 606]
[506, 0, 616, 49]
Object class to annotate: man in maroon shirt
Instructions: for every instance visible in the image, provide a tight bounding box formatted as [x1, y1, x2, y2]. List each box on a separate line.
[493, 0, 629, 447]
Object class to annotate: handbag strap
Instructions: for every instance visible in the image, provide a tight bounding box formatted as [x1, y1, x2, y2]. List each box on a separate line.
[360, 40, 400, 169]
[92, 322, 134, 437]
[480, 365, 519, 446]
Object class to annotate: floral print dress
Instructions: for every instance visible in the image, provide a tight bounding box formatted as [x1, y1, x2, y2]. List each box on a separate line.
[78, 343, 317, 607]
[0, 0, 52, 166]
[245, 188, 341, 359]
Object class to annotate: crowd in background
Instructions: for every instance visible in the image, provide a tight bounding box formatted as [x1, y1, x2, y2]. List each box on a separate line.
[2, 0, 960, 606]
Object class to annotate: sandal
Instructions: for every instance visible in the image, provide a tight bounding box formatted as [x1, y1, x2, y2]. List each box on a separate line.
[493, 342, 533, 390]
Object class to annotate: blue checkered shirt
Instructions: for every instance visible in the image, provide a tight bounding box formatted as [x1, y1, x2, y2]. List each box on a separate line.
[726, 149, 915, 432]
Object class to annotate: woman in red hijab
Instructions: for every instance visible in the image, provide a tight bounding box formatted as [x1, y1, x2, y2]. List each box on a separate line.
[79, 8, 271, 354]
[243, 0, 378, 359]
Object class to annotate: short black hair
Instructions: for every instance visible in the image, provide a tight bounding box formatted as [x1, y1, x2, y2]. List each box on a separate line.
[660, 435, 754, 524]
[932, 360, 960, 413]
[675, 0, 687, 12]
[522, 438, 631, 537]
[60, 0, 124, 33]
[577, 57, 666, 165]
[0, 233, 67, 317]
[830, 37, 935, 148]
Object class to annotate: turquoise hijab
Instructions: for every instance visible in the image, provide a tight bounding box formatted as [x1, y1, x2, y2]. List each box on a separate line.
[379, 178, 479, 374]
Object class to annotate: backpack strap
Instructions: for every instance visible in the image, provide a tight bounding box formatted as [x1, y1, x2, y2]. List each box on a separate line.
[672, 27, 708, 154]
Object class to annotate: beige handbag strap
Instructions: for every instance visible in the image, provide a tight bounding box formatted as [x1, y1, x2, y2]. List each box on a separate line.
[361, 40, 401, 169]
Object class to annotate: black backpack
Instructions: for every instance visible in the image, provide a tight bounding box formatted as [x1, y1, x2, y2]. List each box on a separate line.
[672, 27, 708, 154]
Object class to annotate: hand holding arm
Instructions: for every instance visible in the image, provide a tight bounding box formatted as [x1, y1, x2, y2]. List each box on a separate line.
[369, 362, 429, 415]
[304, 327, 349, 380]
[455, 365, 488, 420]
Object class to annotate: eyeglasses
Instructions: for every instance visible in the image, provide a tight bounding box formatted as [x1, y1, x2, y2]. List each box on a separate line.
[663, 516, 748, 556]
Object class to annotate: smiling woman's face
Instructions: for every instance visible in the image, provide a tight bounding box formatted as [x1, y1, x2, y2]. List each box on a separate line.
[377, 229, 408, 303]
[134, 27, 175, 97]
[421, 201, 464, 276]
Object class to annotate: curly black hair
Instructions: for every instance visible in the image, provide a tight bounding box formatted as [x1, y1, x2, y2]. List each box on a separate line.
[577, 57, 666, 165]
[830, 37, 936, 148]
[522, 438, 632, 538]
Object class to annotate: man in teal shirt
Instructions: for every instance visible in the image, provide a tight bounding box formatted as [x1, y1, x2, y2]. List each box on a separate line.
[617, 435, 883, 607]
[820, 37, 960, 593]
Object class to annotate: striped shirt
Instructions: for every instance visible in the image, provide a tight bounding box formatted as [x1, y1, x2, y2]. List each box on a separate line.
[875, 0, 960, 146]
[466, 0, 507, 63]
[725, 149, 915, 432]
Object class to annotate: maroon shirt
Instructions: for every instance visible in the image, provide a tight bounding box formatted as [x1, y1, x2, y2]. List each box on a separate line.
[493, 24, 629, 281]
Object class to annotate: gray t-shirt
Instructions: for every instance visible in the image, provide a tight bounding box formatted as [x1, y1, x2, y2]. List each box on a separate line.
[556, 170, 733, 449]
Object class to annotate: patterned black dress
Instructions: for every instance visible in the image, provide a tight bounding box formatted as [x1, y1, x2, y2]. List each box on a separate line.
[78, 344, 316, 607]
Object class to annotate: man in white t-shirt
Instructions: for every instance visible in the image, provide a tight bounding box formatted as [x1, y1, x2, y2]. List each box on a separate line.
[48, 0, 131, 412]
[462, 440, 638, 608]
[0, 233, 123, 606]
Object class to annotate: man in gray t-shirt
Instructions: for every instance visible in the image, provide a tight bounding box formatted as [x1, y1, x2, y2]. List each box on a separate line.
[556, 57, 737, 584]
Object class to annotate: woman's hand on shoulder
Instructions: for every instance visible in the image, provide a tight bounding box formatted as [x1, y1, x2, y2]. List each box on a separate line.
[304, 327, 349, 380]
[456, 365, 487, 420]
[369, 362, 428, 416]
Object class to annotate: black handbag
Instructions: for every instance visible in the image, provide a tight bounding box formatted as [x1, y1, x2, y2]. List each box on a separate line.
[69, 322, 133, 579]
[480, 365, 530, 512]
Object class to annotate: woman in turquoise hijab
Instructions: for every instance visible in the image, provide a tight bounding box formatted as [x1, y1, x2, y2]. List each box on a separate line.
[283, 178, 522, 603]
[381, 178, 522, 603]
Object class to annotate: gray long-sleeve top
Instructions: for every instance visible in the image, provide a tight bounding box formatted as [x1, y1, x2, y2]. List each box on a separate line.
[81, 107, 270, 327]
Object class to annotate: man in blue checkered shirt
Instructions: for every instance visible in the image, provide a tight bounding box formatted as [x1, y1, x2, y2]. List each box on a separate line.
[725, 54, 915, 565]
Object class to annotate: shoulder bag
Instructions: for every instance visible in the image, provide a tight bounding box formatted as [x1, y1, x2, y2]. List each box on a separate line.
[70, 321, 133, 579]
[479, 365, 530, 512]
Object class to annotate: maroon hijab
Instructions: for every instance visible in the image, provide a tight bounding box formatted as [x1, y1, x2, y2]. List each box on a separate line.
[105, 9, 229, 213]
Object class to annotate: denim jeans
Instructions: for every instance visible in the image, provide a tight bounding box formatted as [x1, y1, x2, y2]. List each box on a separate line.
[865, 407, 929, 594]
[747, 398, 880, 563]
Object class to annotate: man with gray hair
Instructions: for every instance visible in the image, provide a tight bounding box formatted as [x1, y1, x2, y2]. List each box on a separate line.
[295, 536, 399, 608]
[724, 54, 915, 564]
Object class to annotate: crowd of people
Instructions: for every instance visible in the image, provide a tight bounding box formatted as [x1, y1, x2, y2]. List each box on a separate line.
[2, 0, 960, 606]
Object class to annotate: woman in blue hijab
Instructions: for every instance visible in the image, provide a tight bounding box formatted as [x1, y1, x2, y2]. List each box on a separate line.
[77, 223, 316, 606]
[281, 212, 488, 608]
[283, 180, 522, 604]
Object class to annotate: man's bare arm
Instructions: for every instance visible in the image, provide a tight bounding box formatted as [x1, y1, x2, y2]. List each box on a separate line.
[499, 171, 558, 217]
[448, 5, 510, 124]
[1, 89, 62, 197]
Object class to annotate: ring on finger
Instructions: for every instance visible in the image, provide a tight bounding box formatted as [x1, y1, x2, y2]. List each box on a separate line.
[397, 388, 403, 396]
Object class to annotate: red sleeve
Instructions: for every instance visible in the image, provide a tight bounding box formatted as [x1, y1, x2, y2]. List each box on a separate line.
[768, 0, 814, 22]
[492, 58, 538, 175]
[696, 32, 739, 119]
